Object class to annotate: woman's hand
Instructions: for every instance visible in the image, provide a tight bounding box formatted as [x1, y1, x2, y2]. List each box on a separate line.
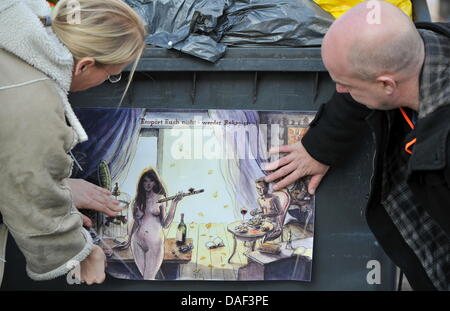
[162, 192, 184, 229]
[66, 178, 122, 226]
[79, 245, 106, 285]
[173, 192, 184, 204]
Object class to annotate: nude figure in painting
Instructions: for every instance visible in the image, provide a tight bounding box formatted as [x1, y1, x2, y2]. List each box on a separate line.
[251, 178, 290, 242]
[127, 167, 183, 279]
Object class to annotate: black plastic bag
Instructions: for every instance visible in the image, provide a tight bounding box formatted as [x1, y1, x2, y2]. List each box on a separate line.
[125, 0, 232, 62]
[126, 0, 334, 62]
[219, 0, 334, 47]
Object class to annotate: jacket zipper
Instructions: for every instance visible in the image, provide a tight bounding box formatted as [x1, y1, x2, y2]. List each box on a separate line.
[364, 112, 379, 217]
[69, 150, 83, 172]
[364, 112, 392, 217]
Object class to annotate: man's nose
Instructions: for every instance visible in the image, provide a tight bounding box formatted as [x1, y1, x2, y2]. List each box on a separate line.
[336, 84, 349, 93]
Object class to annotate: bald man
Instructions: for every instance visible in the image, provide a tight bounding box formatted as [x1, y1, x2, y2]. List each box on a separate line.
[265, 1, 449, 290]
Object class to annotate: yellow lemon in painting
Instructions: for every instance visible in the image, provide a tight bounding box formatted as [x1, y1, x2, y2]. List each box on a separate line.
[304, 249, 313, 257]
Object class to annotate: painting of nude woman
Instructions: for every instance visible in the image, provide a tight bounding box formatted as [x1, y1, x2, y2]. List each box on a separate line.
[121, 167, 183, 279]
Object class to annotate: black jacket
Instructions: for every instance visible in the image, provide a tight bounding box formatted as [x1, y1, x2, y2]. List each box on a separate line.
[302, 24, 450, 290]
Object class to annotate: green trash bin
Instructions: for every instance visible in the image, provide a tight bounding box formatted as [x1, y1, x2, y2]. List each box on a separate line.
[1, 0, 431, 291]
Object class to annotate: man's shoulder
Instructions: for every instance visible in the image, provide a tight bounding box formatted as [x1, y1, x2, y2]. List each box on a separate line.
[415, 22, 450, 38]
[416, 23, 449, 119]
[416, 22, 449, 53]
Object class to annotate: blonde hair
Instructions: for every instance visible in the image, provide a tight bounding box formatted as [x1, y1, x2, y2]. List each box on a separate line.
[51, 0, 147, 104]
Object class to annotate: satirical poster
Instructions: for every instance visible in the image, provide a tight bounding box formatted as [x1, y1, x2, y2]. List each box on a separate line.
[72, 108, 316, 281]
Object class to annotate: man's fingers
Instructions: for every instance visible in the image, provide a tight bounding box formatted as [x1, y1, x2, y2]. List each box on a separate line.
[262, 155, 293, 172]
[268, 144, 294, 154]
[272, 170, 302, 191]
[264, 162, 297, 184]
[308, 174, 325, 195]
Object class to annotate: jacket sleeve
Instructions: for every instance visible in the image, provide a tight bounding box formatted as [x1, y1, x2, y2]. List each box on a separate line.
[0, 78, 93, 281]
[302, 92, 372, 166]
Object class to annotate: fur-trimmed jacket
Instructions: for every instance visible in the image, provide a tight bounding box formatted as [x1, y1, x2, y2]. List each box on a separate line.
[0, 0, 92, 284]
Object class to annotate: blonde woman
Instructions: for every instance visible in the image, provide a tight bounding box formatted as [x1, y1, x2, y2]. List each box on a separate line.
[0, 0, 146, 285]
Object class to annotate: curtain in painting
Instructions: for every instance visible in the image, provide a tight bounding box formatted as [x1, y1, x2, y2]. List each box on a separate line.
[208, 110, 270, 217]
[71, 108, 144, 187]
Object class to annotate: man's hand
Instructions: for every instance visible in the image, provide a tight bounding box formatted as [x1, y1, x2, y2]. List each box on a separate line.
[66, 179, 122, 226]
[263, 141, 330, 194]
[79, 245, 106, 285]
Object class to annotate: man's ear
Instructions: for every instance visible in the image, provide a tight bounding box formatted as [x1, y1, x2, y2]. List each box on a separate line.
[73, 57, 96, 76]
[376, 76, 397, 95]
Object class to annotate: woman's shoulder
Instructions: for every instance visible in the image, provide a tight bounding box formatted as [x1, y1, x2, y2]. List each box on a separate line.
[0, 49, 62, 111]
[0, 49, 50, 87]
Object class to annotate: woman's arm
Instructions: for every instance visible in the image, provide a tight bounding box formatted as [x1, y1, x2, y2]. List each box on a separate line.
[0, 67, 102, 281]
[66, 178, 122, 218]
[160, 193, 183, 229]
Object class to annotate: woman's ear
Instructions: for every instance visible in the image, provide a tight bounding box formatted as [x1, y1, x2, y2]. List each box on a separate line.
[73, 57, 96, 75]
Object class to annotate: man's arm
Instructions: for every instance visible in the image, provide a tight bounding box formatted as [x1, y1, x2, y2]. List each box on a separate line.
[302, 92, 371, 165]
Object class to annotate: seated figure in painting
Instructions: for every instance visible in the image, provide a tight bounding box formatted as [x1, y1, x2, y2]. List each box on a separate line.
[251, 178, 291, 242]
[289, 177, 314, 232]
[115, 167, 183, 280]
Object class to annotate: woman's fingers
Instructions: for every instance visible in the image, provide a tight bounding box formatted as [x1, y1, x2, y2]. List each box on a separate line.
[74, 179, 122, 213]
[80, 245, 106, 285]
[95, 185, 112, 196]
[82, 214, 93, 227]
[92, 193, 122, 213]
[174, 192, 184, 202]
[82, 194, 120, 217]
